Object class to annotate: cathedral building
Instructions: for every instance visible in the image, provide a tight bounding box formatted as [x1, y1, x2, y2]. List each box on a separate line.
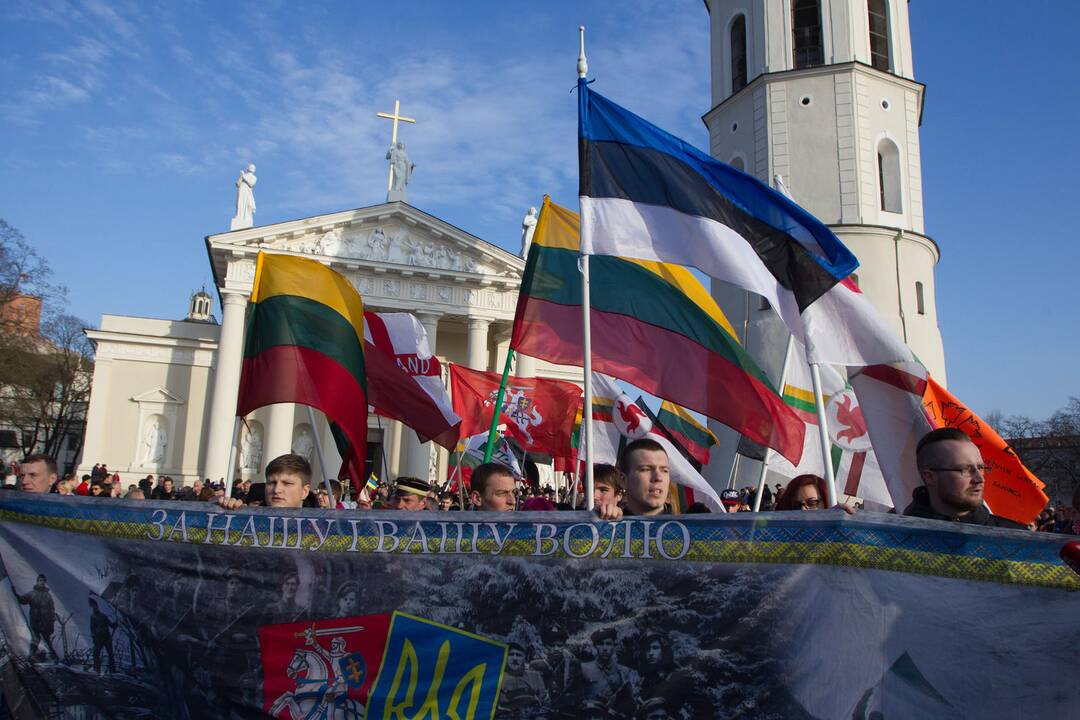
[79, 179, 574, 487]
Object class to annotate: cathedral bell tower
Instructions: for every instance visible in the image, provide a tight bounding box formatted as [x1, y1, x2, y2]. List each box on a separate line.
[703, 0, 946, 382]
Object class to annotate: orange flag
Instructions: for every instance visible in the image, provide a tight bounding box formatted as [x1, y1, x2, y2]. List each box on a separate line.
[922, 377, 1047, 525]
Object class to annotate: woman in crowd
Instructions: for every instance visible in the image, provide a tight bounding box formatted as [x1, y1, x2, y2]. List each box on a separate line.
[773, 475, 830, 511]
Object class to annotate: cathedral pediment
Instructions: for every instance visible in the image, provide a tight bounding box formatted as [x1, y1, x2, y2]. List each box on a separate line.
[130, 386, 185, 405]
[207, 201, 524, 283]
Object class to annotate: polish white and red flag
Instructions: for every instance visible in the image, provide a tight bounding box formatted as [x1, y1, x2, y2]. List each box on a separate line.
[363, 312, 460, 449]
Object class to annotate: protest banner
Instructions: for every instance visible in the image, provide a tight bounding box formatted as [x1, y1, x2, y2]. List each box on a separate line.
[0, 494, 1076, 719]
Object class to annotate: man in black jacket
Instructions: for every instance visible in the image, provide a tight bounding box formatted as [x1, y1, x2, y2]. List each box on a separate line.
[904, 428, 1026, 530]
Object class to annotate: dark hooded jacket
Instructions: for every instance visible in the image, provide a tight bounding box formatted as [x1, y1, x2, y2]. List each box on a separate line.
[903, 486, 1026, 530]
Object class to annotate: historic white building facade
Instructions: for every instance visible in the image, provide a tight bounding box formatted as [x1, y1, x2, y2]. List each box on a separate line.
[79, 201, 576, 487]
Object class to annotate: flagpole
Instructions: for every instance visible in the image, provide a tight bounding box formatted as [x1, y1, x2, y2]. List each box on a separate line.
[577, 25, 595, 512]
[752, 334, 795, 512]
[305, 405, 338, 509]
[224, 417, 241, 495]
[810, 363, 838, 506]
[375, 415, 390, 484]
[483, 350, 515, 462]
[727, 452, 741, 490]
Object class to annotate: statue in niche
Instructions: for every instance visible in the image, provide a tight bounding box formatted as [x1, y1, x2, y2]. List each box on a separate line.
[142, 419, 167, 465]
[520, 206, 538, 257]
[240, 425, 263, 470]
[293, 428, 315, 461]
[230, 164, 257, 230]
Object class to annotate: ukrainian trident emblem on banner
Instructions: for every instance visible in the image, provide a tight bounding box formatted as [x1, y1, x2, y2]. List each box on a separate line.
[259, 613, 392, 719]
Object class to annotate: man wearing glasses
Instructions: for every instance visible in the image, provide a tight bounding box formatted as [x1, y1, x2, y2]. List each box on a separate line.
[904, 428, 1025, 529]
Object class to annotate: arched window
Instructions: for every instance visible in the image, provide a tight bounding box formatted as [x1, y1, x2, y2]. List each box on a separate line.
[792, 0, 824, 69]
[915, 281, 925, 315]
[730, 156, 745, 171]
[731, 15, 748, 93]
[877, 138, 902, 212]
[867, 0, 891, 71]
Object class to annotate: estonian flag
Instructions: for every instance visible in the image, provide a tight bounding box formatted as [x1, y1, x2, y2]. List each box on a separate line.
[577, 78, 859, 351]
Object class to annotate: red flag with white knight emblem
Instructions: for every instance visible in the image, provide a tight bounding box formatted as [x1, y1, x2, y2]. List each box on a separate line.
[259, 613, 391, 718]
[449, 364, 581, 459]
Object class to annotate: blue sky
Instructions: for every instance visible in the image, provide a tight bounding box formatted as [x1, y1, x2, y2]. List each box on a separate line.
[1, 1, 1077, 421]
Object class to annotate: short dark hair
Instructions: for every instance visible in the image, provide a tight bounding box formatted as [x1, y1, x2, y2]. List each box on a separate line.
[590, 627, 617, 644]
[593, 464, 624, 493]
[22, 454, 57, 477]
[915, 427, 972, 470]
[265, 453, 312, 485]
[471, 462, 515, 497]
[617, 438, 666, 474]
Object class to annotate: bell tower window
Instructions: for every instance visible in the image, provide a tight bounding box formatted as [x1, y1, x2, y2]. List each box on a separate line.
[731, 15, 748, 93]
[877, 139, 902, 213]
[868, 0, 891, 71]
[792, 0, 824, 69]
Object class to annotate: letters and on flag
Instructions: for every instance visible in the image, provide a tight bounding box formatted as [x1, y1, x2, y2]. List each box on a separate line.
[363, 311, 460, 449]
[330, 312, 461, 486]
[510, 196, 805, 463]
[448, 364, 581, 460]
[852, 364, 1048, 525]
[237, 252, 368, 479]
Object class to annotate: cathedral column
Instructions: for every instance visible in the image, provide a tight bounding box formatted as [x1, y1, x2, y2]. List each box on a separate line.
[387, 419, 403, 478]
[404, 313, 441, 480]
[203, 291, 248, 482]
[465, 317, 490, 371]
[265, 404, 295, 464]
[515, 353, 536, 378]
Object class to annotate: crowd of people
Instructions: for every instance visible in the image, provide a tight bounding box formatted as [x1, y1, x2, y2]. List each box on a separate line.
[4, 428, 1080, 535]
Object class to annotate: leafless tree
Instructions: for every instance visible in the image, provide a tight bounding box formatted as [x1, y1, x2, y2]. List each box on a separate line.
[993, 398, 1080, 504]
[0, 313, 94, 458]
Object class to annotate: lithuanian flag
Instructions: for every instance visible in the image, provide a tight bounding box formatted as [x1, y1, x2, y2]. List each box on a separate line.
[510, 197, 805, 463]
[656, 401, 720, 468]
[236, 252, 368, 476]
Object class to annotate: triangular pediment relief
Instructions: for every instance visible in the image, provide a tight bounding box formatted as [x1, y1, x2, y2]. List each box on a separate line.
[208, 202, 524, 279]
[130, 386, 185, 405]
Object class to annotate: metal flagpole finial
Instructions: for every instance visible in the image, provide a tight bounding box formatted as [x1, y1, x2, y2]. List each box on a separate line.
[577, 26, 588, 78]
